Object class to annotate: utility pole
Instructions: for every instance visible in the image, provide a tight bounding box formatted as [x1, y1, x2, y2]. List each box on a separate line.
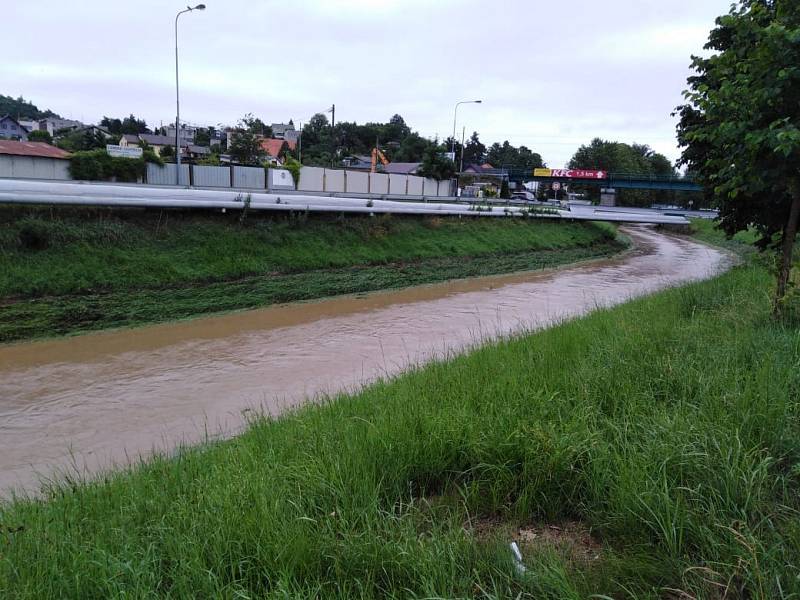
[329, 104, 336, 167]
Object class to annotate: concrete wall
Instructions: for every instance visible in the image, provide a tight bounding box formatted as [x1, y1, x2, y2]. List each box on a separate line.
[346, 170, 369, 194]
[298, 166, 325, 192]
[268, 168, 295, 191]
[370, 173, 389, 195]
[423, 178, 438, 196]
[232, 166, 265, 189]
[324, 168, 345, 193]
[388, 174, 407, 195]
[147, 163, 189, 186]
[0, 155, 70, 180]
[192, 165, 230, 188]
[407, 175, 424, 196]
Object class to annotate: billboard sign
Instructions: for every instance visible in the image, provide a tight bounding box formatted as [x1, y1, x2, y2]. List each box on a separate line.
[533, 168, 607, 179]
[106, 144, 143, 159]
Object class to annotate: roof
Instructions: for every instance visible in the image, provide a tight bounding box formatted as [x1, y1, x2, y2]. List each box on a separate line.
[260, 138, 289, 158]
[383, 162, 421, 175]
[271, 122, 295, 134]
[139, 134, 181, 147]
[463, 163, 509, 176]
[0, 140, 71, 159]
[121, 134, 140, 144]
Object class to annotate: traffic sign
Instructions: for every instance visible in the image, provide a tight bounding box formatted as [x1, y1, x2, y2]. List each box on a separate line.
[533, 168, 607, 179]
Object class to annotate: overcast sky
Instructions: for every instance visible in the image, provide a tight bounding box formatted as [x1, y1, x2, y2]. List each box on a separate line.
[7, 0, 732, 167]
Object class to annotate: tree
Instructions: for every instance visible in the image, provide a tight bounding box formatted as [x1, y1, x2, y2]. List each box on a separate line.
[241, 113, 272, 138]
[159, 145, 174, 160]
[462, 132, 486, 167]
[28, 130, 52, 143]
[486, 140, 545, 173]
[676, 0, 800, 314]
[0, 94, 59, 120]
[228, 116, 266, 165]
[569, 138, 674, 205]
[120, 114, 149, 134]
[55, 129, 108, 152]
[417, 142, 456, 181]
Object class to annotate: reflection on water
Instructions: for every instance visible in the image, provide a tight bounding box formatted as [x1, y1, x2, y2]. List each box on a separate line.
[0, 227, 731, 496]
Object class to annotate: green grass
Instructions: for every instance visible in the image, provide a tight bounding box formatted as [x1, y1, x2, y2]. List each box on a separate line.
[2, 242, 798, 597]
[0, 207, 624, 342]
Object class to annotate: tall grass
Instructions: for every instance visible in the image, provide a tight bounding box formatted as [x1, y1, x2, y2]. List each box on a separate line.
[2, 260, 797, 598]
[0, 207, 618, 299]
[0, 207, 625, 342]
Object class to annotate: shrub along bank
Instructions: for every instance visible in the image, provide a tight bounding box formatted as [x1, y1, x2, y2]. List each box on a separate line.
[0, 207, 625, 341]
[0, 232, 797, 598]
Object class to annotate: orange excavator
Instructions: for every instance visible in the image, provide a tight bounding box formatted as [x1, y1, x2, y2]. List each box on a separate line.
[370, 147, 389, 173]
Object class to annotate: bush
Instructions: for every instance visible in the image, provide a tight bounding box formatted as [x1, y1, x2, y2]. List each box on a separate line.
[27, 130, 52, 144]
[17, 220, 52, 250]
[69, 149, 161, 182]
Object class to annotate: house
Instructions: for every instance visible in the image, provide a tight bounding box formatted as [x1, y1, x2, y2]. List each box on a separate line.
[165, 124, 196, 144]
[185, 145, 211, 160]
[38, 117, 83, 136]
[0, 140, 71, 179]
[118, 134, 141, 148]
[71, 125, 113, 139]
[260, 139, 292, 164]
[0, 116, 29, 141]
[462, 163, 509, 177]
[119, 133, 188, 156]
[383, 162, 421, 175]
[341, 155, 372, 170]
[18, 119, 39, 133]
[271, 122, 299, 143]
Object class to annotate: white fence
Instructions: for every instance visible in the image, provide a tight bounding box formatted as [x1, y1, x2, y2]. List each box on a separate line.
[192, 165, 230, 188]
[147, 163, 189, 186]
[0, 156, 71, 180]
[294, 167, 451, 197]
[12, 159, 455, 199]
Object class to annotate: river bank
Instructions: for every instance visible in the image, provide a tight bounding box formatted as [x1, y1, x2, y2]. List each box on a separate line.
[4, 228, 787, 599]
[0, 206, 625, 342]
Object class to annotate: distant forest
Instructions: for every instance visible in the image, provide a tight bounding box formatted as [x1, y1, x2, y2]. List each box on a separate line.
[0, 94, 60, 120]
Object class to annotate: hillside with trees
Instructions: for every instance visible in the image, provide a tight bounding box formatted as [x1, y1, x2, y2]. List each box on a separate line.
[0, 94, 60, 120]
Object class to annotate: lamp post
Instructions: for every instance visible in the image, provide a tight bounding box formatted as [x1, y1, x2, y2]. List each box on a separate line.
[175, 4, 206, 185]
[451, 99, 482, 166]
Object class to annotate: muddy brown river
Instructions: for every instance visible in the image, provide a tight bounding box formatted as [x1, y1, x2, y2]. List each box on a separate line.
[0, 227, 731, 497]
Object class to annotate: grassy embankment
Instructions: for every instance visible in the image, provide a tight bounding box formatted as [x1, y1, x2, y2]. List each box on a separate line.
[1, 222, 798, 598]
[0, 206, 625, 342]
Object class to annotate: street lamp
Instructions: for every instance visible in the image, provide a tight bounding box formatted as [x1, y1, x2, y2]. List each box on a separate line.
[451, 99, 482, 164]
[175, 4, 206, 185]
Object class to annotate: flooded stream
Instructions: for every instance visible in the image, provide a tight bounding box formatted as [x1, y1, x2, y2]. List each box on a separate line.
[0, 227, 731, 496]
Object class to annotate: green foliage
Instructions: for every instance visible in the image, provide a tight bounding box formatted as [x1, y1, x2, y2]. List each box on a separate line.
[0, 208, 620, 340]
[159, 144, 174, 159]
[569, 138, 675, 205]
[462, 131, 486, 166]
[196, 152, 221, 166]
[55, 129, 107, 152]
[417, 142, 456, 181]
[68, 149, 147, 182]
[487, 140, 545, 173]
[282, 156, 302, 186]
[500, 178, 511, 199]
[1, 261, 798, 598]
[0, 94, 59, 120]
[229, 116, 266, 165]
[676, 0, 800, 312]
[26, 130, 52, 143]
[100, 114, 149, 135]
